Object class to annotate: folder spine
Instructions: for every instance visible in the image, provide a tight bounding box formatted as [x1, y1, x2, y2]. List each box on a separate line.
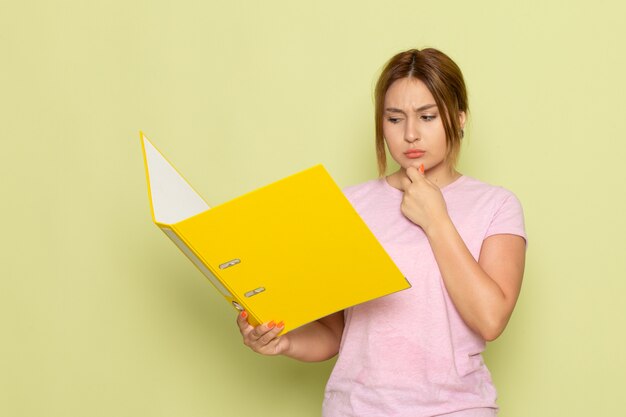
[160, 225, 260, 326]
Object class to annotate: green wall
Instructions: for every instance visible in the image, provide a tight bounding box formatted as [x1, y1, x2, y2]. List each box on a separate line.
[2, 1, 625, 416]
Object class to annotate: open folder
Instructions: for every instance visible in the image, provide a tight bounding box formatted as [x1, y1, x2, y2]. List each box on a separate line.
[140, 132, 410, 333]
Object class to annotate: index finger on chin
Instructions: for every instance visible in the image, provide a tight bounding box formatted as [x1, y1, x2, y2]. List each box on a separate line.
[405, 166, 421, 182]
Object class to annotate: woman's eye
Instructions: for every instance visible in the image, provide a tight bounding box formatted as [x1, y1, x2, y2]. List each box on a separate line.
[387, 117, 402, 124]
[421, 115, 436, 121]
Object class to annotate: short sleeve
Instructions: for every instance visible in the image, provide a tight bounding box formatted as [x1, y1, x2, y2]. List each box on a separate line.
[485, 191, 527, 243]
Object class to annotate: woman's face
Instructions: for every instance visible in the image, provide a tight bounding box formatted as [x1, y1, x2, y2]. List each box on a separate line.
[382, 77, 459, 176]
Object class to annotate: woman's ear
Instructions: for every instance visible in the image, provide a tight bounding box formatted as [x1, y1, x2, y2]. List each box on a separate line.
[459, 111, 466, 130]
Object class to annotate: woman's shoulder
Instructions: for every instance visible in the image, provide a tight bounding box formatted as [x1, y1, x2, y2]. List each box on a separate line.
[453, 175, 526, 239]
[455, 175, 522, 203]
[449, 175, 525, 226]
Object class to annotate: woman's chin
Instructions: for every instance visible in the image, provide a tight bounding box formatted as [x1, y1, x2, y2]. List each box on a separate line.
[401, 160, 425, 171]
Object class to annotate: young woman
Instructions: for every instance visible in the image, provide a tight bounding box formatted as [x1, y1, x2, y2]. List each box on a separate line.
[236, 48, 526, 417]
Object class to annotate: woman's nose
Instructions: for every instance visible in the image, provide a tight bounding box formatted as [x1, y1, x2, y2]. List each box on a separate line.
[404, 118, 420, 142]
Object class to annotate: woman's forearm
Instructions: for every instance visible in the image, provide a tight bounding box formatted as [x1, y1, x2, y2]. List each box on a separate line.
[425, 217, 524, 341]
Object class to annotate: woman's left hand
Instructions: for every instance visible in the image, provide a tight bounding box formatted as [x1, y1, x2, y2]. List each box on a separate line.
[399, 165, 451, 233]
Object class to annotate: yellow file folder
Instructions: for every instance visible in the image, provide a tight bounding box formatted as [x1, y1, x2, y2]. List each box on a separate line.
[140, 132, 410, 333]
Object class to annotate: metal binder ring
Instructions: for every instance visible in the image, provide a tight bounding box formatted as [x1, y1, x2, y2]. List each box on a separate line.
[220, 259, 241, 269]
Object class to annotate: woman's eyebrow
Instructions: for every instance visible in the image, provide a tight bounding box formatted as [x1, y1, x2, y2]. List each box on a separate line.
[385, 104, 437, 113]
[385, 107, 405, 114]
[414, 104, 437, 112]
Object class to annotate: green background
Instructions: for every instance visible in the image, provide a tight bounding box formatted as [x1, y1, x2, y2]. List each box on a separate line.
[2, 1, 625, 416]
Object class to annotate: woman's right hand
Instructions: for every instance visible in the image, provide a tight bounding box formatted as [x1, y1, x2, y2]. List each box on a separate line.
[236, 311, 291, 356]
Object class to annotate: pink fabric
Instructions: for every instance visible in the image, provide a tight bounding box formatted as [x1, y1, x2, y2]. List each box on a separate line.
[323, 175, 526, 417]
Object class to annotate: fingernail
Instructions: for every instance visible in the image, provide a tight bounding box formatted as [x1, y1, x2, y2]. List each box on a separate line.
[268, 321, 276, 329]
[240, 311, 247, 319]
[419, 164, 425, 173]
[277, 321, 285, 329]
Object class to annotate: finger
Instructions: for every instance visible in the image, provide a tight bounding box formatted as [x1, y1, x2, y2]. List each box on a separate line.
[236, 310, 249, 329]
[250, 320, 277, 341]
[236, 311, 254, 335]
[405, 166, 423, 182]
[256, 321, 285, 346]
[400, 176, 412, 192]
[263, 334, 289, 355]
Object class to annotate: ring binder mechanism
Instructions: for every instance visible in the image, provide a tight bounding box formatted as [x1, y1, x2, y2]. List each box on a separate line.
[219, 259, 241, 269]
[140, 131, 411, 334]
[244, 287, 266, 297]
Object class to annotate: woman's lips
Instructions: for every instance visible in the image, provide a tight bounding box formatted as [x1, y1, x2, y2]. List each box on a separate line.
[404, 150, 425, 159]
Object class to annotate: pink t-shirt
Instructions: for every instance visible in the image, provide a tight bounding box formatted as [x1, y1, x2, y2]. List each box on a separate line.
[323, 175, 526, 417]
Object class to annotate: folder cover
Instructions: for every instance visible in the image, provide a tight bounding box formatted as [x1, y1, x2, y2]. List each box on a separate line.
[140, 132, 410, 333]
